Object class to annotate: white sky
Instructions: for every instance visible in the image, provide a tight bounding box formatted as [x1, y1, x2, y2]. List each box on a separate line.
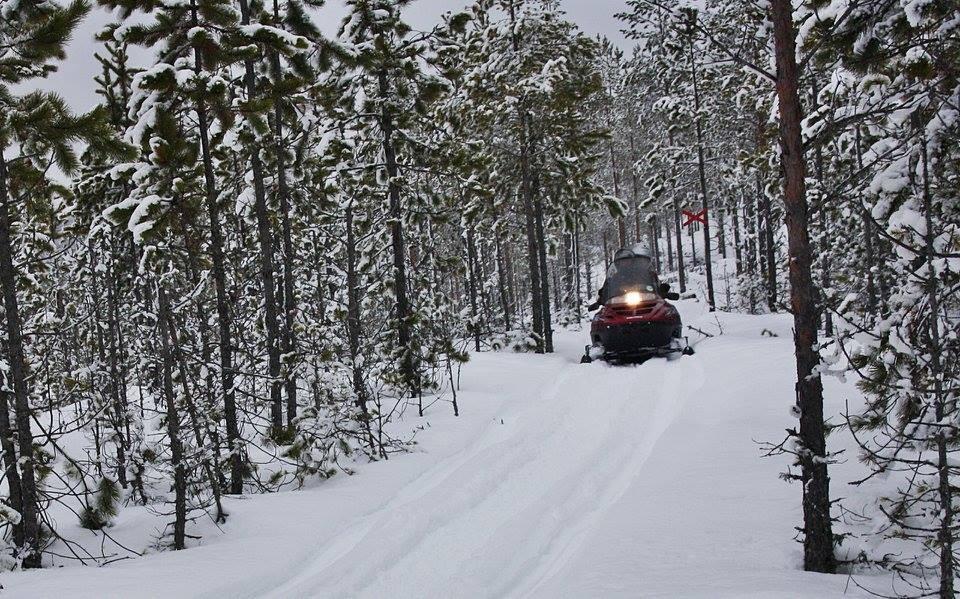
[39, 0, 632, 112]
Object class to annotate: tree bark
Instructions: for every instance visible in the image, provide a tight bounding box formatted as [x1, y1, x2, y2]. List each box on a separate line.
[520, 139, 544, 352]
[664, 204, 674, 272]
[345, 203, 373, 448]
[732, 197, 743, 276]
[770, 0, 834, 573]
[0, 154, 31, 563]
[611, 142, 627, 247]
[157, 286, 186, 550]
[688, 39, 715, 310]
[105, 254, 128, 488]
[190, 0, 241, 492]
[494, 224, 512, 331]
[378, 71, 417, 393]
[466, 226, 482, 352]
[920, 137, 953, 598]
[629, 128, 642, 244]
[534, 191, 553, 353]
[238, 0, 284, 434]
[269, 8, 299, 428]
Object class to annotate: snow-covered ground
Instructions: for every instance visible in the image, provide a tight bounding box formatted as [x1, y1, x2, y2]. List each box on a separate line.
[3, 300, 884, 598]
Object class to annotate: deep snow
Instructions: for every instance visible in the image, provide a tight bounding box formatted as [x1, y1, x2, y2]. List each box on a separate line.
[2, 300, 885, 598]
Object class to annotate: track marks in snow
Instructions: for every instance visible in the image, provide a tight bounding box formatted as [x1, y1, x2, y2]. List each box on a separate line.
[513, 356, 704, 599]
[266, 348, 702, 599]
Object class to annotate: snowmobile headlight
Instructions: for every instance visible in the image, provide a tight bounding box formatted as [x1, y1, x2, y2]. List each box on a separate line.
[615, 291, 655, 307]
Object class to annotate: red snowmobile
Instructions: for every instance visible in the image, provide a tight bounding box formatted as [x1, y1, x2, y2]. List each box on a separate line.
[581, 249, 693, 364]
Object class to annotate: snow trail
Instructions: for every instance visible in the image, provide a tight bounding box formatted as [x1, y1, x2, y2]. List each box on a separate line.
[2, 303, 875, 598]
[266, 339, 696, 599]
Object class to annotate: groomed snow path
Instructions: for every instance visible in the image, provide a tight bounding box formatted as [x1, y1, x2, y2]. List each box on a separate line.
[5, 302, 869, 598]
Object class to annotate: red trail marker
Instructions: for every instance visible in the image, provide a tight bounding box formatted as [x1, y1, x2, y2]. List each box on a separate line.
[682, 209, 707, 227]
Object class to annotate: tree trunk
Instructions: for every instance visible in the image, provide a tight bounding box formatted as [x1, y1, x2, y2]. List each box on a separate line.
[520, 140, 544, 352]
[920, 138, 953, 598]
[270, 21, 299, 428]
[755, 109, 778, 312]
[688, 39, 715, 310]
[190, 0, 241, 493]
[157, 286, 186, 550]
[630, 129, 642, 243]
[732, 198, 743, 276]
[105, 255, 128, 488]
[166, 309, 226, 524]
[494, 225, 512, 331]
[378, 71, 417, 393]
[466, 226, 482, 352]
[650, 217, 660, 272]
[562, 231, 574, 310]
[854, 127, 878, 317]
[611, 142, 627, 247]
[238, 0, 284, 434]
[534, 192, 553, 353]
[573, 216, 582, 313]
[345, 203, 373, 448]
[0, 154, 30, 563]
[664, 205, 674, 272]
[771, 0, 834, 573]
[717, 204, 727, 259]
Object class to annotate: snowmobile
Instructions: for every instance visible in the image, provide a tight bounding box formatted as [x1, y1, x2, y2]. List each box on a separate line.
[581, 248, 694, 364]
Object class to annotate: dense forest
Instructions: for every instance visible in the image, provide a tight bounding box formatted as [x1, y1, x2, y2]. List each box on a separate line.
[1, 0, 958, 596]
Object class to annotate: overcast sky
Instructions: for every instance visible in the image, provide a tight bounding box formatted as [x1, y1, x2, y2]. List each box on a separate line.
[37, 0, 632, 112]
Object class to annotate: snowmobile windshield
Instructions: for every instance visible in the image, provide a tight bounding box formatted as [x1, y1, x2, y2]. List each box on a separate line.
[601, 256, 658, 302]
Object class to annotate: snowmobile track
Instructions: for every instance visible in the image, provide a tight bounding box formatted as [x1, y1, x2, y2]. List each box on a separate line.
[264, 349, 698, 599]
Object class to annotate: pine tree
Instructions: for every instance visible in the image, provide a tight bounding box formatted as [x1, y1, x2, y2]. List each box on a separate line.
[0, 0, 131, 567]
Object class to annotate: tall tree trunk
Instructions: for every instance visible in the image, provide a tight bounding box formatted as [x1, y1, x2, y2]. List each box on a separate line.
[717, 204, 727, 259]
[732, 198, 743, 276]
[238, 0, 283, 434]
[573, 216, 583, 313]
[920, 138, 953, 598]
[0, 154, 31, 563]
[585, 250, 593, 300]
[534, 192, 553, 353]
[167, 310, 226, 524]
[507, 2, 543, 352]
[771, 0, 834, 573]
[611, 142, 627, 247]
[495, 225, 512, 331]
[755, 111, 779, 312]
[345, 204, 373, 449]
[270, 6, 299, 428]
[650, 217, 661, 272]
[760, 173, 778, 311]
[521, 150, 544, 351]
[105, 255, 128, 488]
[854, 127, 878, 317]
[688, 39, 715, 310]
[562, 231, 574, 310]
[190, 0, 241, 492]
[157, 286, 186, 550]
[466, 226, 482, 352]
[602, 230, 610, 271]
[664, 205, 674, 272]
[630, 129, 642, 243]
[504, 236, 518, 326]
[378, 71, 417, 393]
[745, 189, 759, 313]
[810, 77, 833, 337]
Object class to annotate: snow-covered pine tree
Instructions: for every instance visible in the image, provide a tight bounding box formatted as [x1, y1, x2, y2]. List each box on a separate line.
[454, 0, 609, 352]
[0, 0, 128, 567]
[807, 0, 960, 592]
